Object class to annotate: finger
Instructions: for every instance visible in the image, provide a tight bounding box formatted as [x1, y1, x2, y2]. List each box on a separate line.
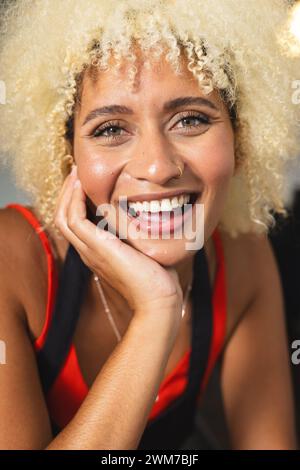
[66, 181, 159, 278]
[54, 165, 78, 224]
[55, 169, 88, 254]
[67, 178, 88, 229]
[54, 166, 75, 216]
[67, 178, 121, 249]
[57, 217, 88, 256]
[65, 181, 178, 304]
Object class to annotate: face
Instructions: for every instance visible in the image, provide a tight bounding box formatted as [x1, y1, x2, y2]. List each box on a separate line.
[72, 51, 235, 267]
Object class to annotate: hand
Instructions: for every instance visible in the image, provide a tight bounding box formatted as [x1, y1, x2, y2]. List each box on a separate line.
[54, 166, 184, 322]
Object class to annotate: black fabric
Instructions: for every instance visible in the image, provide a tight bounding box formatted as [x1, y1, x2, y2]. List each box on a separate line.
[36, 204, 95, 394]
[36, 244, 91, 394]
[39, 242, 213, 449]
[138, 246, 213, 449]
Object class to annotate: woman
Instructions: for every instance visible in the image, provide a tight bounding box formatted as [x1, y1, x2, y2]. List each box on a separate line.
[0, 0, 299, 450]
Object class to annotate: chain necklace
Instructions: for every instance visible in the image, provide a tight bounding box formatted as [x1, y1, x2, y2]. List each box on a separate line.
[93, 273, 193, 343]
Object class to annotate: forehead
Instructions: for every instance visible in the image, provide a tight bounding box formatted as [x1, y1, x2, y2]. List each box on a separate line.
[78, 52, 221, 112]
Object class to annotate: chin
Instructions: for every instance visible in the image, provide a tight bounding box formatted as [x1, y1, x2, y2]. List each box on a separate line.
[123, 236, 197, 267]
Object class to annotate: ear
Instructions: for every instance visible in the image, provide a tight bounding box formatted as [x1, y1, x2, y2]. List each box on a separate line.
[62, 153, 75, 174]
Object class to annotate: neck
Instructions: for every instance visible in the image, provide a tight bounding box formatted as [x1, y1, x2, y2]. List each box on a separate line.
[173, 253, 195, 297]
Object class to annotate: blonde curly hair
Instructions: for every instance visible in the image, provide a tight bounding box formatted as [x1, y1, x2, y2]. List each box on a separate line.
[0, 0, 299, 236]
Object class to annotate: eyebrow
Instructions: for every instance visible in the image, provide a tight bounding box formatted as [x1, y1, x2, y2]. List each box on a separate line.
[82, 96, 219, 126]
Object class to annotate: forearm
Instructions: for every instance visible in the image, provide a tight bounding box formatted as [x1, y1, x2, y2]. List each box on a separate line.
[46, 311, 178, 450]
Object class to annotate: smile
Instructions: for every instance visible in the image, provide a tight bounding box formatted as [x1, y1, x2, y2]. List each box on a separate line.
[118, 192, 200, 236]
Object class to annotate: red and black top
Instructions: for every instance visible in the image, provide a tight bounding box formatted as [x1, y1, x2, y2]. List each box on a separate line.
[6, 203, 227, 450]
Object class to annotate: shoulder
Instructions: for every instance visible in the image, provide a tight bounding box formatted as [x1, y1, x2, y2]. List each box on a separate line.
[217, 228, 279, 344]
[0, 206, 54, 447]
[221, 232, 276, 293]
[0, 204, 46, 266]
[0, 205, 50, 326]
[217, 229, 296, 449]
[0, 205, 38, 275]
[220, 228, 275, 288]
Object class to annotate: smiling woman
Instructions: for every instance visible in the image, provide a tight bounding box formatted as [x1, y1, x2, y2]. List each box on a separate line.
[70, 53, 235, 263]
[0, 0, 299, 451]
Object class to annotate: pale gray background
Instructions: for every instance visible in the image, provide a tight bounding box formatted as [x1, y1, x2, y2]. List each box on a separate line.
[0, 165, 29, 207]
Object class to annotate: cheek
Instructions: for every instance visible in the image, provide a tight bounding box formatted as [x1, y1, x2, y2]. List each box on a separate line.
[76, 152, 117, 204]
[192, 127, 235, 189]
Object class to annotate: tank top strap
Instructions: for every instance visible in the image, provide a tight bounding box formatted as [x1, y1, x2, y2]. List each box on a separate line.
[37, 243, 91, 394]
[188, 240, 214, 391]
[199, 226, 227, 393]
[5, 203, 91, 395]
[5, 203, 59, 350]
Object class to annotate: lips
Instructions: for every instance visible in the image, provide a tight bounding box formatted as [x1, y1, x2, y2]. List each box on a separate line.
[118, 192, 200, 236]
[123, 189, 199, 203]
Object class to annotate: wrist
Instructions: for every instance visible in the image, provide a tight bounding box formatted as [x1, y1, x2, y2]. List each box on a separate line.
[134, 295, 182, 318]
[131, 306, 181, 346]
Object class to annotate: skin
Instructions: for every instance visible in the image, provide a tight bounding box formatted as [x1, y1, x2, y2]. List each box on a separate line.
[0, 49, 297, 449]
[59, 51, 235, 316]
[74, 54, 235, 265]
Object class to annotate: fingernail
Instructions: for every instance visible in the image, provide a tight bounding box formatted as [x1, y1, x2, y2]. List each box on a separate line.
[74, 179, 81, 188]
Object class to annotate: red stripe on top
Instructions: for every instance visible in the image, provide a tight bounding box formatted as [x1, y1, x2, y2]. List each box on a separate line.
[46, 344, 89, 427]
[6, 204, 58, 351]
[148, 228, 227, 419]
[6, 203, 227, 429]
[197, 228, 227, 398]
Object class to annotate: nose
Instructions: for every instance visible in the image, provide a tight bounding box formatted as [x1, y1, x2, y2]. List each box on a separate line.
[125, 134, 184, 185]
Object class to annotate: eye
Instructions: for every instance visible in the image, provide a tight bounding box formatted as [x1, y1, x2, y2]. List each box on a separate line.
[174, 111, 211, 131]
[89, 111, 212, 143]
[91, 120, 126, 141]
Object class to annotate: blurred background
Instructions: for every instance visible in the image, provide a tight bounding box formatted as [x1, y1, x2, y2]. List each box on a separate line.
[0, 166, 29, 207]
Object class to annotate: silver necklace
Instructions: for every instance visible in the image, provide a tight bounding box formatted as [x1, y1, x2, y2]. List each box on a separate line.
[93, 273, 193, 343]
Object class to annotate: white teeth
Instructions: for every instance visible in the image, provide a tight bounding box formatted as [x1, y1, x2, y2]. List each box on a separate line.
[150, 200, 161, 213]
[160, 198, 172, 211]
[128, 193, 190, 214]
[140, 201, 150, 212]
[136, 202, 144, 213]
[171, 196, 180, 209]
